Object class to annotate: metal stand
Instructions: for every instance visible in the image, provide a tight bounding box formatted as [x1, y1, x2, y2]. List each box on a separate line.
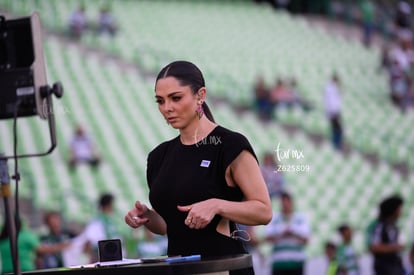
[0, 155, 21, 275]
[0, 11, 63, 275]
[0, 82, 63, 275]
[2, 83, 63, 160]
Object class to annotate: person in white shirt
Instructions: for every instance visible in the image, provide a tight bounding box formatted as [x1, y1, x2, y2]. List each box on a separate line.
[81, 193, 124, 263]
[97, 7, 117, 37]
[68, 125, 101, 171]
[324, 73, 343, 151]
[265, 192, 311, 275]
[68, 6, 88, 40]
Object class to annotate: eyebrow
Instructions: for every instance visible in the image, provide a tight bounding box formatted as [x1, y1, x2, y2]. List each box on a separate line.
[155, 91, 184, 99]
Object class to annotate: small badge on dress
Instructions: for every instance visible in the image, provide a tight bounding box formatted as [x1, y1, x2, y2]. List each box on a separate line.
[200, 160, 211, 167]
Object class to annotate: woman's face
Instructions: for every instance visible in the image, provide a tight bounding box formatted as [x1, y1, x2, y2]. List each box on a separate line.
[155, 77, 199, 129]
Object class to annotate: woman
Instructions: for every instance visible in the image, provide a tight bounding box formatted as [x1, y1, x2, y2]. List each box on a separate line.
[125, 61, 272, 274]
[367, 195, 405, 275]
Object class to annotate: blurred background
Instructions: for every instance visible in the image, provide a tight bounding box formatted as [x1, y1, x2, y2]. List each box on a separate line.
[0, 0, 413, 274]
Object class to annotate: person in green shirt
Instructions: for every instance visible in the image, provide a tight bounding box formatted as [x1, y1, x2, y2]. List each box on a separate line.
[82, 193, 123, 263]
[265, 192, 311, 275]
[0, 217, 70, 273]
[38, 211, 77, 269]
[360, 0, 376, 47]
[336, 224, 360, 275]
[0, 225, 39, 273]
[324, 241, 338, 275]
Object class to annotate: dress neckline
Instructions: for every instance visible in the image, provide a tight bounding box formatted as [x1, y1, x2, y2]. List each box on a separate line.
[179, 125, 220, 147]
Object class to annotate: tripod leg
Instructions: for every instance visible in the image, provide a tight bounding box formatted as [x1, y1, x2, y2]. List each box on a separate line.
[0, 154, 21, 275]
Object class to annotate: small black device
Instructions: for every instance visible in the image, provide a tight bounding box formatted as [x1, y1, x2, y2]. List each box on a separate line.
[98, 239, 123, 262]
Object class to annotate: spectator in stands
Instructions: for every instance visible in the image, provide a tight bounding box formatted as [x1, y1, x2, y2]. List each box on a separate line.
[323, 73, 344, 151]
[270, 77, 296, 111]
[124, 60, 272, 275]
[386, 32, 414, 111]
[38, 211, 77, 269]
[394, 1, 412, 42]
[388, 59, 410, 110]
[265, 191, 311, 275]
[269, 77, 312, 117]
[68, 5, 88, 40]
[360, 0, 376, 47]
[253, 75, 273, 121]
[324, 241, 338, 275]
[0, 216, 69, 273]
[97, 6, 118, 37]
[68, 125, 101, 171]
[260, 151, 285, 199]
[366, 194, 405, 275]
[389, 37, 414, 73]
[81, 193, 123, 263]
[408, 77, 414, 110]
[336, 223, 360, 275]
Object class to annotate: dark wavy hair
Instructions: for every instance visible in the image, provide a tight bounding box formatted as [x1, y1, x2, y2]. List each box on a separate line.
[378, 194, 403, 221]
[155, 61, 215, 122]
[99, 193, 114, 208]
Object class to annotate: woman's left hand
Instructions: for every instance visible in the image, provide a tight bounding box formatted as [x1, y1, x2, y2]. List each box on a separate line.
[177, 199, 218, 230]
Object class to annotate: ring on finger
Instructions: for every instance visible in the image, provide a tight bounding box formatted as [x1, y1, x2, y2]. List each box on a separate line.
[132, 216, 139, 220]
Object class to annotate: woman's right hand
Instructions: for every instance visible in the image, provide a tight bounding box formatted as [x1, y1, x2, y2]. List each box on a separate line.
[125, 201, 150, 228]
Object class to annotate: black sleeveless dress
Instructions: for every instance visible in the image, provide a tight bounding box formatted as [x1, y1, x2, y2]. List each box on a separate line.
[147, 126, 256, 275]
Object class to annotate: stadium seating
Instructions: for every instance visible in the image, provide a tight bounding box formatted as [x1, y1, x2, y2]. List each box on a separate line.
[1, 0, 413, 258]
[3, 1, 413, 167]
